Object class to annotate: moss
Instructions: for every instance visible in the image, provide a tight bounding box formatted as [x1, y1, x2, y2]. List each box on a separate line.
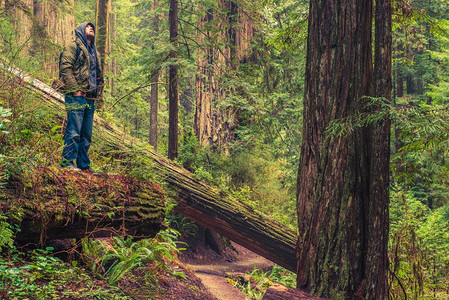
[1, 166, 166, 240]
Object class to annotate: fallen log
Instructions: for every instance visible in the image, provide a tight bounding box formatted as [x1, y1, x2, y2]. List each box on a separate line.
[2, 65, 298, 273]
[2, 167, 166, 243]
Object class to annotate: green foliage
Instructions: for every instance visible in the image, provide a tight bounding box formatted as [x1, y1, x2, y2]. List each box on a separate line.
[0, 214, 13, 252]
[228, 265, 296, 300]
[389, 186, 449, 299]
[81, 228, 184, 284]
[167, 213, 199, 237]
[0, 247, 131, 299]
[0, 106, 11, 134]
[260, 0, 308, 53]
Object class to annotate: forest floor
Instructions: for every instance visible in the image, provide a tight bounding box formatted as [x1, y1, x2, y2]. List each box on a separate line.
[180, 242, 274, 300]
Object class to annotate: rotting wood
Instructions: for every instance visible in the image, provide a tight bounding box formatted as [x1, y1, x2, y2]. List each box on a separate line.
[2, 65, 297, 272]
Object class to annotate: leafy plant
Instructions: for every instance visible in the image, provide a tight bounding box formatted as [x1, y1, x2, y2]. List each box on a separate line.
[228, 265, 296, 299]
[0, 247, 131, 299]
[0, 106, 12, 134]
[389, 186, 449, 299]
[81, 228, 184, 284]
[167, 214, 199, 237]
[0, 214, 13, 252]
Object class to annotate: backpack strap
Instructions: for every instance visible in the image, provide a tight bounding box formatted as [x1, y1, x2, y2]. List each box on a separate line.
[74, 41, 81, 68]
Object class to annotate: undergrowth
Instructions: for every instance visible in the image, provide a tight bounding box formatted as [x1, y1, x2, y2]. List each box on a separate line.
[0, 247, 132, 299]
[227, 265, 296, 300]
[389, 185, 449, 299]
[80, 229, 185, 285]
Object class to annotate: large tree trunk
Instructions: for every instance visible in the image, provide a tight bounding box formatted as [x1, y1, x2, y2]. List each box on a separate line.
[367, 0, 392, 297]
[3, 0, 74, 73]
[3, 65, 298, 273]
[33, 0, 75, 45]
[194, 1, 253, 151]
[4, 0, 33, 54]
[168, 0, 178, 160]
[296, 0, 391, 298]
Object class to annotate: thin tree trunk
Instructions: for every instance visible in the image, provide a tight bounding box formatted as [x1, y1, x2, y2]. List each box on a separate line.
[106, 0, 112, 89]
[110, 3, 117, 95]
[168, 0, 178, 160]
[96, 0, 109, 109]
[397, 75, 404, 98]
[150, 72, 159, 151]
[406, 75, 415, 94]
[95, 0, 109, 71]
[296, 0, 390, 298]
[149, 0, 159, 151]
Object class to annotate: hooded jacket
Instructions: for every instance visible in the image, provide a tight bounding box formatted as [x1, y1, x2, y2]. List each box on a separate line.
[60, 22, 104, 99]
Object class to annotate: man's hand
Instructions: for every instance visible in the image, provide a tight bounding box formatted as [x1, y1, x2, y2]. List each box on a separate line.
[73, 90, 83, 97]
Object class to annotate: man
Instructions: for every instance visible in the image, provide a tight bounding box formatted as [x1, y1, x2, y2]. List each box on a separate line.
[60, 22, 103, 172]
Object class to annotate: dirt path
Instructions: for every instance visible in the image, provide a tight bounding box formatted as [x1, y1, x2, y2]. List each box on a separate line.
[184, 243, 274, 300]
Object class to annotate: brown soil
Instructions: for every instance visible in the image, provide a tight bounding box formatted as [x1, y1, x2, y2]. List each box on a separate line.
[154, 264, 218, 300]
[180, 242, 274, 300]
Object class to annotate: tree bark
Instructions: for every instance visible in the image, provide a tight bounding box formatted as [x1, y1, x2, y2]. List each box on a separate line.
[96, 0, 109, 110]
[296, 0, 391, 298]
[194, 1, 253, 151]
[168, 0, 178, 160]
[396, 75, 404, 98]
[5, 0, 33, 54]
[150, 72, 159, 151]
[95, 0, 109, 73]
[4, 0, 74, 75]
[149, 0, 159, 151]
[110, 3, 117, 95]
[367, 0, 392, 297]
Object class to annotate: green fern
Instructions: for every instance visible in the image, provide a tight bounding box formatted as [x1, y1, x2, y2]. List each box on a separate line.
[0, 214, 13, 252]
[81, 228, 183, 284]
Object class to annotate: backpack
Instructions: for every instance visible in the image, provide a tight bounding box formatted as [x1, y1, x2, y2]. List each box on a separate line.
[52, 42, 81, 92]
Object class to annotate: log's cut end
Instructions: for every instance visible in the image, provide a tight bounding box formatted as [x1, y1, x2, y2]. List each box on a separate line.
[262, 284, 326, 300]
[1, 166, 166, 243]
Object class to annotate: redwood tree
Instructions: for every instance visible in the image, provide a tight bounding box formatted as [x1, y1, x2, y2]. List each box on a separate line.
[149, 0, 159, 151]
[96, 0, 110, 109]
[168, 0, 178, 160]
[194, 0, 253, 151]
[296, 0, 392, 298]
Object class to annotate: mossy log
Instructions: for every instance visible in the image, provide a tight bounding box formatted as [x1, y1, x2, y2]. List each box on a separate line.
[2, 167, 165, 243]
[3, 65, 297, 272]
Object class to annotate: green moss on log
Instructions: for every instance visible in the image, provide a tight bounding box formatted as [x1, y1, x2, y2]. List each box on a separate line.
[1, 166, 166, 242]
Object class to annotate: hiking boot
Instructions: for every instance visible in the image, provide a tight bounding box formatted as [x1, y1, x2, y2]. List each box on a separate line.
[66, 165, 81, 171]
[81, 167, 96, 174]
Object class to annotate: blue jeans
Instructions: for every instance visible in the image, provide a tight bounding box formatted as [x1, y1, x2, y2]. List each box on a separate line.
[61, 95, 95, 170]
